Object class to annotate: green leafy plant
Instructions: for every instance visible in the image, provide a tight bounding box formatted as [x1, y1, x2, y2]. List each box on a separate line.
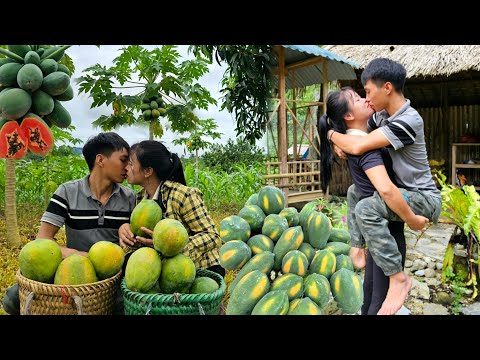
[189, 45, 275, 143]
[77, 45, 216, 140]
[436, 171, 479, 299]
[172, 118, 222, 172]
[450, 275, 469, 315]
[202, 137, 266, 173]
[184, 162, 264, 212]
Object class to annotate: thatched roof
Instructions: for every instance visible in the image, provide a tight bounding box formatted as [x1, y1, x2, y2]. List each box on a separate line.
[325, 45, 480, 79]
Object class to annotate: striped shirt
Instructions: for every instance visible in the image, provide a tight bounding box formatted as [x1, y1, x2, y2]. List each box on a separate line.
[367, 99, 441, 198]
[136, 180, 221, 269]
[41, 175, 136, 252]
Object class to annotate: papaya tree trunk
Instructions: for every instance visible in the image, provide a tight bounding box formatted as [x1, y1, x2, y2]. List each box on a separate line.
[195, 149, 199, 173]
[44, 155, 50, 209]
[5, 158, 21, 247]
[149, 122, 154, 140]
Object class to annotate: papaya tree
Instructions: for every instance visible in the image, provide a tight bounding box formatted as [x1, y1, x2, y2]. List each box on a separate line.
[77, 45, 217, 140]
[0, 45, 74, 247]
[188, 45, 276, 143]
[172, 118, 222, 172]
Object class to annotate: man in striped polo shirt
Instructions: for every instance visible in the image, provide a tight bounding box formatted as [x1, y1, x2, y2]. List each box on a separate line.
[2, 132, 136, 315]
[38, 132, 136, 256]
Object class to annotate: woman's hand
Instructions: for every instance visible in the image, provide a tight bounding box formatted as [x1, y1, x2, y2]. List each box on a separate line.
[135, 227, 154, 248]
[119, 223, 136, 248]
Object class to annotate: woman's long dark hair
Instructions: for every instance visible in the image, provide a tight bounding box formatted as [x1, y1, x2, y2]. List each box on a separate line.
[319, 87, 354, 192]
[131, 140, 187, 186]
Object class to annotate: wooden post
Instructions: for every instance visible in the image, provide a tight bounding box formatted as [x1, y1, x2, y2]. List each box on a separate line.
[322, 60, 329, 196]
[292, 72, 297, 162]
[322, 60, 328, 118]
[276, 45, 289, 199]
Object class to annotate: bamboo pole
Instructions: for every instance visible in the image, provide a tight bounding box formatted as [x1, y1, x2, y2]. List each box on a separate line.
[286, 105, 320, 155]
[292, 72, 298, 161]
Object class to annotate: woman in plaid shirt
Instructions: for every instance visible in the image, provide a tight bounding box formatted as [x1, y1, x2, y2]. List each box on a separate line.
[118, 140, 224, 276]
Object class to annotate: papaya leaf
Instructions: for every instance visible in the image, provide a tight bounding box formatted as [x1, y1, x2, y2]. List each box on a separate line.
[78, 45, 216, 140]
[58, 53, 75, 75]
[462, 186, 480, 241]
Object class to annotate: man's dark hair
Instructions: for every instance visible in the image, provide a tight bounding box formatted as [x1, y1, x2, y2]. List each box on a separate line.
[360, 58, 407, 94]
[82, 132, 130, 171]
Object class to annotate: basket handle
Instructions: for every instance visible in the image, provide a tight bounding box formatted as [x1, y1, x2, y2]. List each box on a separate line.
[23, 292, 35, 315]
[71, 296, 83, 315]
[23, 292, 84, 315]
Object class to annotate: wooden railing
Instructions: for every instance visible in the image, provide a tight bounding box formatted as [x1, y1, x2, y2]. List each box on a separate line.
[263, 159, 323, 204]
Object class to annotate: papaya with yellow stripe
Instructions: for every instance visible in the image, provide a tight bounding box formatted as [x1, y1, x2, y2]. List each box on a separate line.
[287, 297, 322, 315]
[251, 290, 289, 315]
[257, 185, 285, 215]
[279, 207, 299, 227]
[335, 254, 354, 271]
[247, 234, 274, 255]
[304, 273, 331, 309]
[299, 200, 320, 229]
[306, 210, 332, 249]
[228, 251, 275, 295]
[299, 242, 315, 264]
[323, 241, 351, 256]
[130, 199, 163, 238]
[220, 215, 251, 243]
[330, 268, 364, 314]
[281, 250, 308, 276]
[219, 240, 252, 270]
[226, 270, 271, 315]
[328, 228, 351, 244]
[309, 249, 336, 279]
[245, 193, 259, 206]
[271, 273, 304, 301]
[239, 205, 265, 233]
[272, 226, 304, 271]
[287, 298, 302, 313]
[262, 214, 289, 243]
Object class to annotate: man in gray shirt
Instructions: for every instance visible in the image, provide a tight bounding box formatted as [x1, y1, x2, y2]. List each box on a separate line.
[328, 58, 442, 315]
[2, 132, 136, 315]
[38, 133, 136, 257]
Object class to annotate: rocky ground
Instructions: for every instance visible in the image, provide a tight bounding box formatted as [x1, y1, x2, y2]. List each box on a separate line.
[325, 222, 480, 315]
[402, 223, 479, 315]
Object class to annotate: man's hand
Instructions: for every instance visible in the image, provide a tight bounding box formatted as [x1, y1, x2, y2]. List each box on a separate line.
[407, 215, 430, 231]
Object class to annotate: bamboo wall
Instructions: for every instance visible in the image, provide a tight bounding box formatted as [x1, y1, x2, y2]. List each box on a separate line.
[329, 105, 480, 195]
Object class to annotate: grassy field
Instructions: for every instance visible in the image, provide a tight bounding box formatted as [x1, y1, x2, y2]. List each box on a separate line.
[0, 203, 240, 315]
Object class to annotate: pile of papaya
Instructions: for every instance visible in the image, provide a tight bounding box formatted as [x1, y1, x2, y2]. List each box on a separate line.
[0, 45, 73, 158]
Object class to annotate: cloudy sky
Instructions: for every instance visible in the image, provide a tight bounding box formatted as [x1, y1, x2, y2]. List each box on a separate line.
[64, 45, 266, 155]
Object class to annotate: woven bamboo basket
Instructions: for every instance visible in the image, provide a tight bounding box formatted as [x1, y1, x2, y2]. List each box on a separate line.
[16, 269, 122, 315]
[121, 269, 225, 315]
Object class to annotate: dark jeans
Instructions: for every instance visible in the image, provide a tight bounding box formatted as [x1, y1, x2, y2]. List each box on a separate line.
[361, 221, 407, 315]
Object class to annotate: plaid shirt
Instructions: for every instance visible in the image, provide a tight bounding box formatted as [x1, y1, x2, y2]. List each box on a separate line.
[136, 180, 221, 269]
